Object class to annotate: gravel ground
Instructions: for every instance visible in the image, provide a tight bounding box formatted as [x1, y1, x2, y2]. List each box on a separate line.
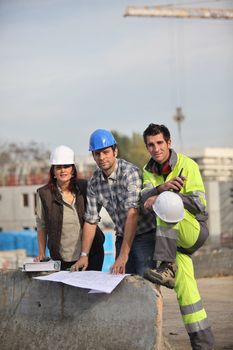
[162, 276, 233, 350]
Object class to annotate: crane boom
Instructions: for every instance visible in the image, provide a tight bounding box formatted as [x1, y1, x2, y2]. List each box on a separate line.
[124, 6, 233, 20]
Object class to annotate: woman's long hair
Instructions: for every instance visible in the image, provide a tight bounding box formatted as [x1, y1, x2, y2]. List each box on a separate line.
[48, 165, 78, 193]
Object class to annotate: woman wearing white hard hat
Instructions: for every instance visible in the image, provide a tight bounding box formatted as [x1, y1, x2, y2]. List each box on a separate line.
[35, 145, 104, 271]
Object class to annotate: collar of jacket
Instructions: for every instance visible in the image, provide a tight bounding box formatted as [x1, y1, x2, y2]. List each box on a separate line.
[145, 149, 178, 174]
[52, 180, 82, 204]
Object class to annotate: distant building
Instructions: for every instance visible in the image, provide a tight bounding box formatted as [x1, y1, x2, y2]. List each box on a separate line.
[0, 154, 97, 186]
[0, 155, 112, 232]
[0, 148, 232, 248]
[187, 148, 233, 181]
[76, 155, 97, 179]
[0, 184, 113, 232]
[0, 185, 38, 231]
[186, 148, 233, 247]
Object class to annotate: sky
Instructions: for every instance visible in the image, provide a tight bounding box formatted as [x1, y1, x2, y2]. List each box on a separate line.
[0, 0, 233, 156]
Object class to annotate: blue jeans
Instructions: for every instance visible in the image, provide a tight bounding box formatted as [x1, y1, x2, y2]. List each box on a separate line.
[115, 230, 156, 277]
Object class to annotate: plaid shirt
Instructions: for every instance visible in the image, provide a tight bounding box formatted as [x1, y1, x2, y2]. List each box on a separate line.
[84, 158, 156, 236]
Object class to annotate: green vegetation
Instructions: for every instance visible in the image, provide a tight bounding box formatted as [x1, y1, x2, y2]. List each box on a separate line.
[111, 130, 150, 171]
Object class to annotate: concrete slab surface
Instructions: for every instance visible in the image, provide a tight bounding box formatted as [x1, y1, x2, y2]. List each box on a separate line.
[0, 271, 170, 350]
[162, 276, 233, 350]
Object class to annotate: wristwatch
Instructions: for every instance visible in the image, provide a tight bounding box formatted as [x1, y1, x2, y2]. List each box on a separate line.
[80, 252, 89, 257]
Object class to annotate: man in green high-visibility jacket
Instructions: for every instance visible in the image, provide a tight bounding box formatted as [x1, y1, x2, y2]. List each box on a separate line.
[141, 123, 214, 350]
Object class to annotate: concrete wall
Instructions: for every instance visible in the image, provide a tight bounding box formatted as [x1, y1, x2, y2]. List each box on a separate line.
[0, 271, 170, 350]
[193, 249, 233, 278]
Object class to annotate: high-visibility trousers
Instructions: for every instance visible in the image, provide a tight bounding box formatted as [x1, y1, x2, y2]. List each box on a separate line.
[154, 210, 209, 262]
[175, 252, 214, 349]
[155, 210, 214, 349]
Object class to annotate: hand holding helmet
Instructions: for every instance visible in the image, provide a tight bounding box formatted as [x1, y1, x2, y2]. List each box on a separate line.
[153, 191, 184, 223]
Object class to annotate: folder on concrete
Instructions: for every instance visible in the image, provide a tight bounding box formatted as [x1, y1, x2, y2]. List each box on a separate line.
[22, 260, 61, 272]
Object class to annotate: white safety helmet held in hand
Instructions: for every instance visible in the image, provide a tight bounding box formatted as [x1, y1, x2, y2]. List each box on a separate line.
[153, 191, 184, 223]
[50, 145, 75, 165]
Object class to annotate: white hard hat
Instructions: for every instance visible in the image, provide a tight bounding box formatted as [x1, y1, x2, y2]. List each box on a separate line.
[153, 191, 184, 223]
[50, 145, 75, 165]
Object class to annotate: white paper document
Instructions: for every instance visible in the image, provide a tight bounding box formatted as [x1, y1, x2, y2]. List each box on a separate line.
[33, 271, 129, 294]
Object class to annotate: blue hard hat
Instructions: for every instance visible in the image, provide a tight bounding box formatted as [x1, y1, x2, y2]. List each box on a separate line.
[89, 129, 117, 151]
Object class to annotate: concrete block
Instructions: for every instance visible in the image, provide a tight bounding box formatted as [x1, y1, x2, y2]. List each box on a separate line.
[0, 270, 171, 350]
[0, 249, 27, 269]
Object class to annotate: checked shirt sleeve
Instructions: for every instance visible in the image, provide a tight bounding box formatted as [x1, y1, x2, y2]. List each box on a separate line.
[123, 167, 142, 210]
[84, 178, 102, 224]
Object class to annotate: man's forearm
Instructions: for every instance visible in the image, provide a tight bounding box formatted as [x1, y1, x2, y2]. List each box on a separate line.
[120, 208, 138, 256]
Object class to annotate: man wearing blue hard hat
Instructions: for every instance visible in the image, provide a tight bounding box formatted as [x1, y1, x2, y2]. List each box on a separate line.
[71, 129, 156, 275]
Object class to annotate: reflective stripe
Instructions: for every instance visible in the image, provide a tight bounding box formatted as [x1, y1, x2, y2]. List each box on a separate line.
[156, 226, 178, 240]
[185, 190, 206, 211]
[185, 317, 210, 333]
[193, 191, 206, 200]
[142, 183, 153, 191]
[185, 191, 206, 200]
[193, 196, 206, 211]
[180, 300, 203, 315]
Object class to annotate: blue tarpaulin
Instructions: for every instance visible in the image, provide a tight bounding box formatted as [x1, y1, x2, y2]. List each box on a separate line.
[102, 232, 115, 272]
[0, 230, 49, 256]
[0, 230, 115, 272]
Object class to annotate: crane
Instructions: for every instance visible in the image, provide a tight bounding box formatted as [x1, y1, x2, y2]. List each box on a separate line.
[123, 3, 233, 150]
[124, 6, 233, 20]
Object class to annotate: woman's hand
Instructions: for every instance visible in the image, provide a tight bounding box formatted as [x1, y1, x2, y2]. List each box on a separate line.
[33, 254, 45, 262]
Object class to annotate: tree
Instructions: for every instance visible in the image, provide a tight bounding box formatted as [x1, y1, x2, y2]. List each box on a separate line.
[111, 130, 150, 170]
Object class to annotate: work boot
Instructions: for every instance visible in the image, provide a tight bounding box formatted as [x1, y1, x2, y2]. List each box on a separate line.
[144, 262, 177, 289]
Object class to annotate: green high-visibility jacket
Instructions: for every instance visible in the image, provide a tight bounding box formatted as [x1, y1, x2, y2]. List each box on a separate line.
[142, 150, 214, 348]
[142, 150, 208, 222]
